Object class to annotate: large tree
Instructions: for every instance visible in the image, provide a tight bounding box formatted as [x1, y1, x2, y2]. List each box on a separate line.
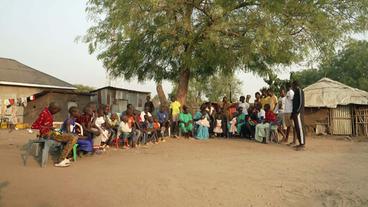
[83, 0, 368, 104]
[292, 40, 368, 91]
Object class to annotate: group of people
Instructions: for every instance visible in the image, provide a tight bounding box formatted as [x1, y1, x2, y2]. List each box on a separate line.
[164, 80, 305, 150]
[30, 81, 305, 168]
[31, 97, 167, 167]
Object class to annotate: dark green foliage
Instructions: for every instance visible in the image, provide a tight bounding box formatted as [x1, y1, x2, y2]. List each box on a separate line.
[73, 84, 96, 93]
[292, 40, 368, 91]
[83, 0, 368, 99]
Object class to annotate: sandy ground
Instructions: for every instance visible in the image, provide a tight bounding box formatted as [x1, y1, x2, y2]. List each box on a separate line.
[0, 130, 367, 207]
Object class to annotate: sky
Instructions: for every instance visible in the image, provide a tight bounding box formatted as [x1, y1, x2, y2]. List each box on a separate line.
[0, 0, 366, 99]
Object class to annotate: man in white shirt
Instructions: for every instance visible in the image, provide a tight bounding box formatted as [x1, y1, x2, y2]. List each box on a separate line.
[140, 106, 152, 122]
[238, 96, 249, 115]
[281, 84, 294, 143]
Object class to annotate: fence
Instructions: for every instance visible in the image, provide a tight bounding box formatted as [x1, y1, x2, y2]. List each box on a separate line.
[354, 108, 368, 136]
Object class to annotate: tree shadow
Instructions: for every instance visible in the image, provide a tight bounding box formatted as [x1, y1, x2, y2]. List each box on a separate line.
[0, 181, 9, 207]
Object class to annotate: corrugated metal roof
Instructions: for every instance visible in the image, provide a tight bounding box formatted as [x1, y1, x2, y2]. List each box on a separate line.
[304, 78, 368, 108]
[91, 86, 150, 94]
[0, 57, 76, 90]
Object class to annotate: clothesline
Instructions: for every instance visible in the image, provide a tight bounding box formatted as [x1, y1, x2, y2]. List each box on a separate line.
[0, 95, 36, 108]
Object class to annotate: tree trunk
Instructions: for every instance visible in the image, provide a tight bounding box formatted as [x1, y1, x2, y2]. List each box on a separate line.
[156, 83, 168, 108]
[176, 68, 190, 105]
[175, 3, 193, 106]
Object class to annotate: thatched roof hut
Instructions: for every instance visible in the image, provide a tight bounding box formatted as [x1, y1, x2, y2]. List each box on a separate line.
[303, 78, 368, 136]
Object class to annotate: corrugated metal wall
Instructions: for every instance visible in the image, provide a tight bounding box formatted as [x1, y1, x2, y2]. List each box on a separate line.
[331, 106, 352, 135]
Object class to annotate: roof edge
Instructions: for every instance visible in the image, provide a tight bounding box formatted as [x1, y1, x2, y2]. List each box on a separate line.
[0, 81, 77, 90]
[90, 86, 151, 94]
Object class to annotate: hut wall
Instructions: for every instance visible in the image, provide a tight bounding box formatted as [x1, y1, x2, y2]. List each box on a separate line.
[353, 105, 368, 136]
[331, 105, 352, 135]
[304, 107, 330, 135]
[23, 93, 91, 124]
[0, 86, 43, 124]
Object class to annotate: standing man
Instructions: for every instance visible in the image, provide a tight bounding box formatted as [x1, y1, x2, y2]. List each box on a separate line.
[268, 89, 278, 112]
[291, 81, 305, 151]
[144, 96, 155, 113]
[246, 95, 251, 104]
[254, 92, 261, 105]
[238, 96, 249, 115]
[282, 83, 295, 143]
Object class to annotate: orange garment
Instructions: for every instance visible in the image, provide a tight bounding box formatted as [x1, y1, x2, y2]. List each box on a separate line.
[228, 106, 237, 118]
[153, 121, 160, 129]
[127, 115, 135, 128]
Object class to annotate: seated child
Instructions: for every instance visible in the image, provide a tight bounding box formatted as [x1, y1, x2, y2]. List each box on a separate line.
[31, 102, 77, 167]
[157, 106, 169, 137]
[94, 108, 110, 150]
[153, 117, 162, 142]
[117, 115, 133, 149]
[145, 116, 155, 144]
[255, 104, 276, 144]
[61, 106, 94, 156]
[125, 108, 142, 147]
[244, 106, 259, 139]
[107, 113, 120, 145]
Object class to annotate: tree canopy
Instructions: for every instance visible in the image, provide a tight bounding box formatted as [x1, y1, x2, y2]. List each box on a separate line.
[83, 0, 368, 104]
[292, 40, 368, 91]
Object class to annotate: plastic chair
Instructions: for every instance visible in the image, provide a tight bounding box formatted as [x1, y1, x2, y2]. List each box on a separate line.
[23, 122, 82, 167]
[269, 124, 279, 143]
[23, 139, 79, 168]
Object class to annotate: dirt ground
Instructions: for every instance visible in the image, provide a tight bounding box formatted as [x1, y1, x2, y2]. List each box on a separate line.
[0, 130, 367, 207]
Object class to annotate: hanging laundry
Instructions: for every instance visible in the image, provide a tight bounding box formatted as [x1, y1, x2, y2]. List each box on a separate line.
[27, 95, 35, 102]
[17, 98, 22, 106]
[9, 99, 15, 105]
[4, 99, 11, 106]
[21, 97, 28, 107]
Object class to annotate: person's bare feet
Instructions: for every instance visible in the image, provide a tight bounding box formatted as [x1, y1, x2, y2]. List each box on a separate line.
[295, 145, 305, 151]
[287, 142, 296, 146]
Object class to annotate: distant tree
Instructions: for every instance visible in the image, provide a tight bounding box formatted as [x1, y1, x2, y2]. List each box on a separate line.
[203, 73, 243, 103]
[292, 40, 368, 91]
[263, 72, 289, 95]
[83, 0, 368, 104]
[290, 69, 324, 88]
[74, 84, 96, 93]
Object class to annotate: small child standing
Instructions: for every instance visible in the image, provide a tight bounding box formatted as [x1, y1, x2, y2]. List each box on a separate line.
[213, 109, 224, 137]
[228, 112, 238, 136]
